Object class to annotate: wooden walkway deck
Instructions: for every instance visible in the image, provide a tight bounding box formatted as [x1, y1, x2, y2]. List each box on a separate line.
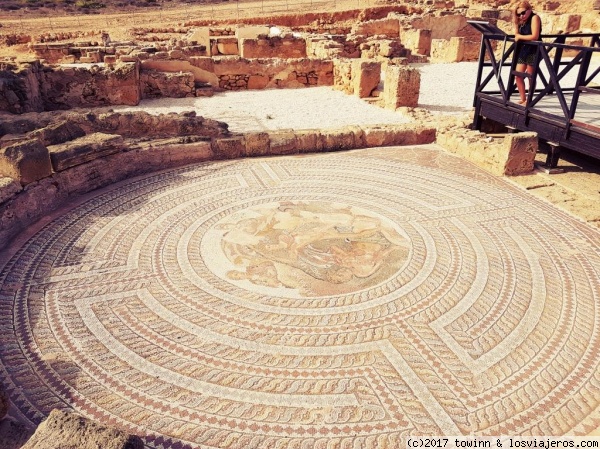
[470, 25, 600, 167]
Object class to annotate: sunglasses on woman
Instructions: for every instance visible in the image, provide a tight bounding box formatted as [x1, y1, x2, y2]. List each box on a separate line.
[517, 9, 528, 16]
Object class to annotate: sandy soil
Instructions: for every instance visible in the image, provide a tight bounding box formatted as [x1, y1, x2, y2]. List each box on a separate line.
[114, 87, 412, 132]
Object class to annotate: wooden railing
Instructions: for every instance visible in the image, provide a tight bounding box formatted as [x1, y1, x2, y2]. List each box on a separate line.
[472, 31, 600, 129]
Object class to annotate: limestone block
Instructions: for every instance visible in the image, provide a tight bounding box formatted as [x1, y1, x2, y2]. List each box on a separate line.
[502, 132, 537, 176]
[240, 37, 306, 59]
[430, 37, 465, 63]
[550, 14, 582, 34]
[363, 125, 436, 147]
[352, 60, 381, 98]
[189, 57, 215, 73]
[215, 38, 239, 56]
[21, 409, 143, 449]
[142, 59, 219, 85]
[248, 75, 269, 90]
[119, 55, 138, 63]
[87, 51, 102, 63]
[320, 126, 364, 152]
[0, 139, 52, 185]
[333, 59, 354, 94]
[269, 131, 298, 155]
[30, 121, 86, 146]
[141, 70, 195, 99]
[0, 177, 22, 205]
[104, 55, 117, 65]
[400, 28, 432, 55]
[236, 26, 270, 40]
[48, 133, 125, 172]
[212, 136, 244, 159]
[383, 65, 420, 109]
[243, 132, 270, 157]
[352, 18, 400, 37]
[186, 27, 210, 51]
[294, 130, 323, 153]
[169, 49, 183, 59]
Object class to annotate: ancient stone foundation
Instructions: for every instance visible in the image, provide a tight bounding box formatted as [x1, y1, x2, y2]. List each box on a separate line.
[0, 116, 435, 252]
[430, 36, 465, 63]
[437, 123, 538, 176]
[0, 60, 141, 113]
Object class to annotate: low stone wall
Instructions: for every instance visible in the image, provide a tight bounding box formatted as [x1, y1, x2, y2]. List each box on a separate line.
[0, 60, 141, 113]
[351, 17, 400, 38]
[212, 57, 334, 90]
[240, 35, 307, 59]
[436, 120, 538, 176]
[0, 56, 338, 113]
[39, 63, 141, 109]
[408, 13, 483, 61]
[141, 69, 195, 98]
[0, 122, 435, 251]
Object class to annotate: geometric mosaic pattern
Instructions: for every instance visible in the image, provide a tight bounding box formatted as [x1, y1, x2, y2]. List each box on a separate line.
[2, 145, 600, 448]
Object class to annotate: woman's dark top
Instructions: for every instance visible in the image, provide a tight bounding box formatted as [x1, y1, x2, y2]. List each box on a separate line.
[518, 12, 542, 64]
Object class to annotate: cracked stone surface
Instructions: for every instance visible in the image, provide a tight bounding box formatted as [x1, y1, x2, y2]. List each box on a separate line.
[1, 144, 600, 448]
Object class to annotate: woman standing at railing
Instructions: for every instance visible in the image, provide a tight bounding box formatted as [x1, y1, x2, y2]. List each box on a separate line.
[513, 0, 542, 105]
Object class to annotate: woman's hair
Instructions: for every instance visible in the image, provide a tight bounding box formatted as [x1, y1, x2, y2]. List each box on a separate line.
[515, 1, 532, 11]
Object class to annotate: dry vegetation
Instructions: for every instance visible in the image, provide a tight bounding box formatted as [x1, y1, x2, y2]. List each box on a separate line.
[1, 0, 197, 14]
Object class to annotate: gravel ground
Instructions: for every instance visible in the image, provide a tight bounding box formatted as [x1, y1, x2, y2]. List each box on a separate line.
[114, 62, 482, 132]
[115, 86, 412, 133]
[415, 61, 478, 114]
[114, 59, 599, 132]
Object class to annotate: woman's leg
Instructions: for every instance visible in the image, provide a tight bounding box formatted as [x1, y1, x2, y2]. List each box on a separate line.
[515, 62, 527, 104]
[515, 63, 527, 104]
[525, 64, 536, 96]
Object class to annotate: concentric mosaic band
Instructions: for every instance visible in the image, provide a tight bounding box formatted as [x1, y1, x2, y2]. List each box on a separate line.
[1, 145, 600, 448]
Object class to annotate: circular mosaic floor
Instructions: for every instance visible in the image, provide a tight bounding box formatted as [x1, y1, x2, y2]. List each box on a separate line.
[2, 145, 600, 447]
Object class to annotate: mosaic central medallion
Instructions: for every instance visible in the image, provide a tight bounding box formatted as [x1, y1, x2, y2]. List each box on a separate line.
[202, 201, 411, 297]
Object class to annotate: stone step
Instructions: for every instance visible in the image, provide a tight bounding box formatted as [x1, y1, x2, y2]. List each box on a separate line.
[47, 132, 125, 172]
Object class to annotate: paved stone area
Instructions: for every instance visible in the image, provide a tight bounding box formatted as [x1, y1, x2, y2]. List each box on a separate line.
[2, 144, 600, 448]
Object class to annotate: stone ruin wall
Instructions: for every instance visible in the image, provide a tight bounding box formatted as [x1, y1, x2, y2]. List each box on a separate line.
[0, 2, 593, 442]
[3, 3, 597, 115]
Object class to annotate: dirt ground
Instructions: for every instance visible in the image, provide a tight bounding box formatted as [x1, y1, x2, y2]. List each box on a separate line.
[509, 148, 600, 228]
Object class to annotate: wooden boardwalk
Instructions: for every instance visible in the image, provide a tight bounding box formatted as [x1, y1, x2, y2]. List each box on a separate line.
[470, 26, 600, 166]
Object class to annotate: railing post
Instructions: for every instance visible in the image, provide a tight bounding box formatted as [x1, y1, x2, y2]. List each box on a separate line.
[568, 46, 593, 125]
[473, 34, 486, 107]
[526, 42, 542, 106]
[507, 39, 519, 103]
